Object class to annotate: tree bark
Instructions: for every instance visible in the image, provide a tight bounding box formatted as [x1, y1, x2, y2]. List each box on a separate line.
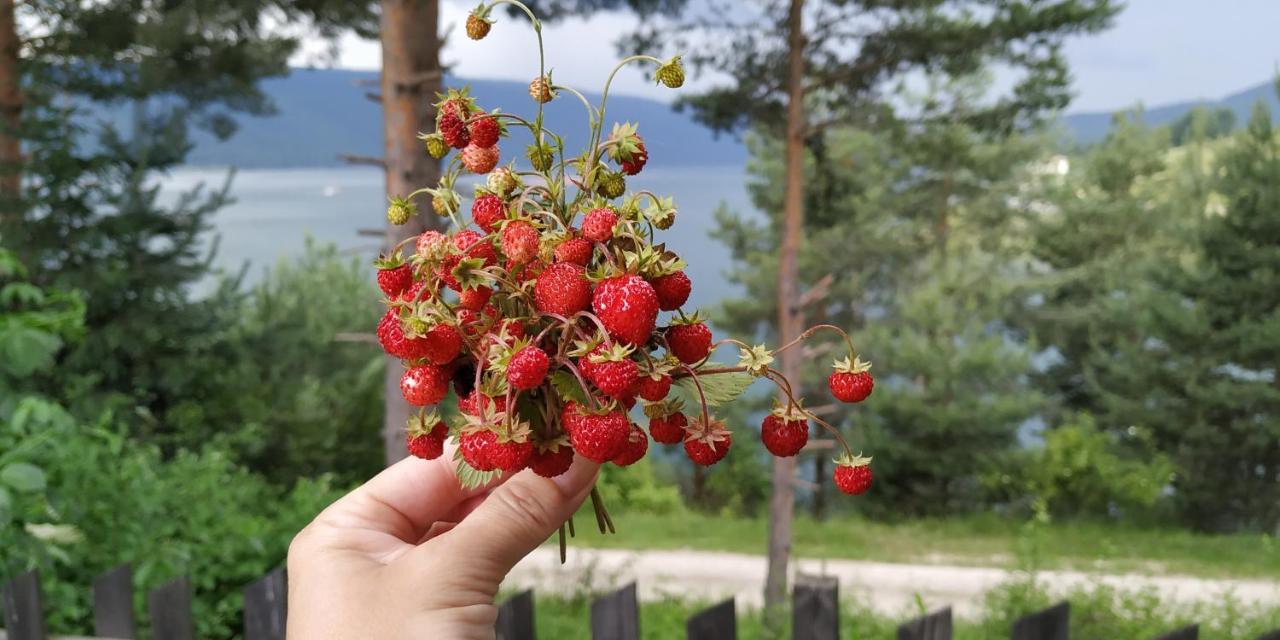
[380, 0, 444, 465]
[0, 0, 22, 222]
[763, 0, 806, 623]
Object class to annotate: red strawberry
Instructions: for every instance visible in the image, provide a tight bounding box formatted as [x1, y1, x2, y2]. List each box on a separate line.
[472, 194, 506, 232]
[684, 416, 732, 466]
[569, 408, 630, 463]
[377, 311, 434, 361]
[508, 345, 550, 390]
[611, 425, 649, 466]
[460, 430, 497, 471]
[761, 406, 809, 457]
[531, 441, 575, 478]
[637, 373, 672, 402]
[462, 144, 500, 174]
[400, 365, 450, 406]
[651, 271, 691, 311]
[439, 111, 470, 149]
[833, 455, 873, 495]
[592, 275, 659, 347]
[456, 306, 498, 338]
[487, 437, 533, 472]
[560, 401, 586, 435]
[581, 207, 618, 243]
[647, 411, 687, 445]
[418, 324, 463, 365]
[501, 220, 540, 264]
[582, 345, 639, 398]
[469, 116, 500, 148]
[460, 390, 507, 416]
[554, 235, 593, 265]
[453, 230, 498, 265]
[416, 230, 448, 258]
[406, 419, 448, 460]
[828, 356, 874, 403]
[534, 262, 591, 316]
[667, 321, 711, 364]
[620, 141, 648, 175]
[458, 286, 492, 311]
[377, 264, 413, 297]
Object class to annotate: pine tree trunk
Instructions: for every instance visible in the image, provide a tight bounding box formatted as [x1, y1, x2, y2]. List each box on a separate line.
[380, 0, 443, 466]
[763, 0, 806, 622]
[0, 0, 22, 223]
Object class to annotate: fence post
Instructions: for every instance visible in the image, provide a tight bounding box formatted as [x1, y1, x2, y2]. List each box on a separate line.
[793, 574, 839, 640]
[1010, 602, 1069, 640]
[243, 567, 287, 640]
[686, 598, 735, 640]
[147, 576, 195, 640]
[591, 582, 639, 640]
[495, 589, 535, 640]
[898, 607, 952, 640]
[1, 570, 47, 640]
[1153, 626, 1197, 640]
[93, 564, 136, 639]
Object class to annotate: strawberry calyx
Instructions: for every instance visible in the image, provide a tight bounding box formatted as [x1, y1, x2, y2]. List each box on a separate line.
[834, 452, 873, 468]
[737, 344, 775, 377]
[832, 355, 872, 374]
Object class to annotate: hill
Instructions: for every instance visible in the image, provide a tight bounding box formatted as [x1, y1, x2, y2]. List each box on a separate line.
[179, 68, 745, 168]
[1061, 79, 1280, 144]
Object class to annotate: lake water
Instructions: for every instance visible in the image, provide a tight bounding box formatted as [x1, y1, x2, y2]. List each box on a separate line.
[167, 165, 755, 310]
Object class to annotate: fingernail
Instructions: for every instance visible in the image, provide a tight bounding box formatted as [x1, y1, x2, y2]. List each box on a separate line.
[552, 454, 599, 496]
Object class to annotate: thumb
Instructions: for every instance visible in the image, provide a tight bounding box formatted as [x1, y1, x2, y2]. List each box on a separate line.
[422, 456, 599, 585]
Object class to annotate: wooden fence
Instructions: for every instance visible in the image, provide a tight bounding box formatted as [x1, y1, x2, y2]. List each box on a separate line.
[3, 566, 1279, 639]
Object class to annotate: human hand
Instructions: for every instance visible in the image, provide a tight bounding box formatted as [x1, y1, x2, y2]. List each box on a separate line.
[286, 448, 599, 639]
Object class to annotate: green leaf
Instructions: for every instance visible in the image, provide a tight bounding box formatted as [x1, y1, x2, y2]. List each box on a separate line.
[1, 462, 47, 493]
[549, 370, 589, 405]
[0, 321, 62, 377]
[670, 367, 755, 408]
[452, 448, 501, 490]
[0, 282, 44, 306]
[0, 487, 11, 521]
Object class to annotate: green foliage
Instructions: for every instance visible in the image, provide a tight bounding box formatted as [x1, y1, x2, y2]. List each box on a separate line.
[1169, 106, 1237, 146]
[598, 455, 684, 515]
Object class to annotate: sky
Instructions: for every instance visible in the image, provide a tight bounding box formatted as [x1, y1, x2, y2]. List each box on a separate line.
[294, 0, 1280, 114]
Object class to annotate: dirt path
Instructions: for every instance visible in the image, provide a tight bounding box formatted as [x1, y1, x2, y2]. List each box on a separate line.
[506, 547, 1280, 618]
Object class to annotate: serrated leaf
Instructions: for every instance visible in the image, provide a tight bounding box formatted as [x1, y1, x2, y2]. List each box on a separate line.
[670, 368, 755, 408]
[452, 448, 502, 490]
[1, 462, 46, 493]
[549, 370, 590, 405]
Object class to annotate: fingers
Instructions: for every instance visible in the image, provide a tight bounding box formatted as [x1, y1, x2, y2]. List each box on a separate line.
[412, 456, 599, 585]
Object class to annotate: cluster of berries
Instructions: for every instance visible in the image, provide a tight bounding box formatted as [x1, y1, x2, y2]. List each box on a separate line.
[375, 0, 875, 498]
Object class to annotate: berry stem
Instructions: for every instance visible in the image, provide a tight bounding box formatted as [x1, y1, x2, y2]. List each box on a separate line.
[567, 515, 576, 537]
[591, 55, 665, 168]
[551, 84, 598, 125]
[558, 522, 567, 564]
[671, 365, 748, 379]
[554, 356, 600, 410]
[774, 323, 859, 360]
[589, 484, 610, 534]
[487, 0, 547, 144]
[677, 363, 712, 428]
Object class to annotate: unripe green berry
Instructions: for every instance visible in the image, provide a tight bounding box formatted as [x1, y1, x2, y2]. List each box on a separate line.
[424, 133, 449, 159]
[387, 196, 417, 225]
[655, 57, 685, 89]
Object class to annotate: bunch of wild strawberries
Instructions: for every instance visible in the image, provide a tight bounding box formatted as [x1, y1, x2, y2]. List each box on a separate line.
[373, 0, 875, 497]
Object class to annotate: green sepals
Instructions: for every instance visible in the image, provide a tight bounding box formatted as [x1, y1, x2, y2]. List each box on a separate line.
[406, 408, 444, 437]
[738, 344, 775, 377]
[585, 259, 626, 283]
[624, 245, 676, 278]
[832, 355, 872, 374]
[373, 251, 407, 270]
[387, 196, 417, 225]
[526, 142, 554, 171]
[670, 309, 706, 326]
[834, 452, 873, 468]
[451, 257, 491, 291]
[587, 342, 635, 364]
[567, 334, 606, 358]
[434, 87, 477, 121]
[644, 196, 677, 230]
[607, 122, 643, 163]
[453, 447, 502, 490]
[619, 194, 643, 220]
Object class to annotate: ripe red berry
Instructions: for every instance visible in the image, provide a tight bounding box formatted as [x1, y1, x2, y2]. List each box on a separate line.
[453, 230, 498, 266]
[400, 365, 449, 406]
[460, 430, 497, 471]
[468, 116, 500, 148]
[459, 390, 507, 417]
[582, 347, 639, 399]
[554, 235, 593, 265]
[377, 264, 413, 297]
[592, 275, 659, 347]
[471, 194, 505, 232]
[829, 371, 874, 403]
[508, 345, 550, 390]
[647, 411, 687, 444]
[833, 457, 873, 495]
[570, 409, 631, 463]
[534, 262, 591, 316]
[620, 141, 648, 176]
[501, 220, 540, 264]
[581, 208, 618, 243]
[650, 271, 691, 311]
[462, 144, 500, 174]
[560, 401, 586, 435]
[418, 324, 463, 365]
[531, 442, 575, 478]
[487, 438, 533, 472]
[458, 286, 492, 311]
[611, 425, 649, 466]
[684, 429, 732, 466]
[667, 322, 711, 364]
[439, 111, 470, 149]
[406, 421, 448, 460]
[761, 411, 809, 457]
[637, 373, 672, 402]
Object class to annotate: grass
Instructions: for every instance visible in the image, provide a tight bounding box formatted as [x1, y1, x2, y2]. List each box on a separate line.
[560, 509, 1279, 579]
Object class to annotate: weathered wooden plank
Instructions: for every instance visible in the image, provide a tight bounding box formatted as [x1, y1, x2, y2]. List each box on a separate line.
[686, 598, 734, 640]
[147, 577, 194, 640]
[92, 565, 135, 639]
[1010, 601, 1069, 640]
[591, 582, 639, 640]
[244, 567, 287, 640]
[1, 571, 47, 640]
[793, 574, 839, 640]
[494, 589, 535, 640]
[898, 607, 952, 640]
[1153, 625, 1197, 640]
